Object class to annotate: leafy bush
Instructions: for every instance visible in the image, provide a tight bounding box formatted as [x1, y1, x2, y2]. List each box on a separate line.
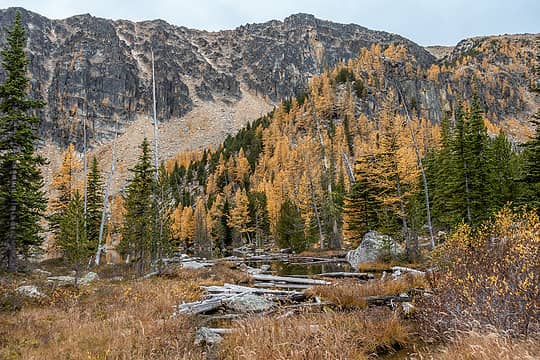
[417, 208, 540, 337]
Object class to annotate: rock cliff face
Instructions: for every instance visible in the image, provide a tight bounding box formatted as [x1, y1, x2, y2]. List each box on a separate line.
[0, 8, 435, 149]
[0, 8, 537, 189]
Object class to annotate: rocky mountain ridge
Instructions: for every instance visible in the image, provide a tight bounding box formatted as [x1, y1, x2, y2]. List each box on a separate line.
[0, 7, 435, 149]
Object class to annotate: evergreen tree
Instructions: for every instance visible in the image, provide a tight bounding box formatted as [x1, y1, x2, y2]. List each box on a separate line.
[119, 139, 155, 275]
[248, 191, 270, 248]
[0, 12, 47, 271]
[86, 156, 103, 252]
[56, 191, 90, 286]
[463, 99, 490, 222]
[276, 198, 306, 252]
[486, 131, 521, 211]
[342, 161, 380, 246]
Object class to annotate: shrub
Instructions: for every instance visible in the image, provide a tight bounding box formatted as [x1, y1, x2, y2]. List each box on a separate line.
[417, 208, 540, 338]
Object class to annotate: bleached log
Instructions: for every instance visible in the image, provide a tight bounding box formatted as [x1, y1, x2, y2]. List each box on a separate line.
[176, 297, 229, 315]
[253, 282, 314, 290]
[202, 283, 300, 297]
[317, 272, 374, 279]
[391, 266, 425, 276]
[251, 274, 330, 285]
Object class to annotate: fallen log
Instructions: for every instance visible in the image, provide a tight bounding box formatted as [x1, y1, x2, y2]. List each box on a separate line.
[364, 295, 411, 306]
[391, 266, 425, 276]
[176, 298, 225, 315]
[251, 274, 331, 285]
[202, 283, 301, 297]
[317, 272, 374, 279]
[253, 282, 314, 290]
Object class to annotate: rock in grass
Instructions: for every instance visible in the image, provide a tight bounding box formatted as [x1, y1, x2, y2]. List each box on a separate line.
[346, 231, 404, 268]
[195, 327, 223, 345]
[16, 285, 45, 298]
[225, 293, 274, 313]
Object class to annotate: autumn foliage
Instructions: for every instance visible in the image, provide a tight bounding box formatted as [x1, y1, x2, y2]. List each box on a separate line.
[418, 208, 540, 337]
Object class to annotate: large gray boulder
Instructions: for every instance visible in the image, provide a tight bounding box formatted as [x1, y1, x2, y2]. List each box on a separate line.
[225, 293, 274, 313]
[346, 231, 404, 268]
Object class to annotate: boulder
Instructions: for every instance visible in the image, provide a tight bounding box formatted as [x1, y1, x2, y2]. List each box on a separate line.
[346, 231, 404, 268]
[195, 327, 223, 346]
[47, 271, 99, 286]
[225, 293, 274, 313]
[16, 285, 45, 298]
[80, 272, 99, 285]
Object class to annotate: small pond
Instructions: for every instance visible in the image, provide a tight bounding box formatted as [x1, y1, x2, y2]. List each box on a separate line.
[247, 260, 354, 276]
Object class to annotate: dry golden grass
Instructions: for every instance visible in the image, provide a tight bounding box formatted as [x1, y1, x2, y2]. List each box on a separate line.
[220, 308, 411, 359]
[0, 271, 212, 359]
[306, 274, 426, 309]
[423, 331, 540, 360]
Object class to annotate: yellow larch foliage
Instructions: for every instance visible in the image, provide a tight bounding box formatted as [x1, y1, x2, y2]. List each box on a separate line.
[228, 189, 251, 242]
[234, 147, 251, 185]
[180, 206, 194, 244]
[50, 143, 82, 212]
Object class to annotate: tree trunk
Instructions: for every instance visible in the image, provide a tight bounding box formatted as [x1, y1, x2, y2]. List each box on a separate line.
[7, 161, 18, 272]
[394, 83, 435, 248]
[464, 162, 472, 223]
[394, 166, 410, 253]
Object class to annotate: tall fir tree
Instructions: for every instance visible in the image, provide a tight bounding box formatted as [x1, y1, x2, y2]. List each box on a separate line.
[276, 198, 306, 252]
[342, 159, 380, 246]
[486, 131, 521, 211]
[119, 139, 155, 275]
[463, 99, 490, 222]
[56, 191, 91, 286]
[86, 156, 103, 252]
[0, 12, 47, 271]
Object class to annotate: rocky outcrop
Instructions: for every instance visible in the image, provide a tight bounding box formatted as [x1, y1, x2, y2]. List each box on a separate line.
[0, 8, 435, 148]
[346, 231, 404, 268]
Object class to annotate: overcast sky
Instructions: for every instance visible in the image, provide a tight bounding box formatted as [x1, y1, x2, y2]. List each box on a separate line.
[2, 0, 539, 45]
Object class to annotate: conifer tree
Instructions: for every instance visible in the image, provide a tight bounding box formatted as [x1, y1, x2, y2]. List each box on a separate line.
[0, 12, 47, 271]
[276, 198, 306, 252]
[85, 156, 103, 251]
[248, 191, 270, 248]
[486, 131, 520, 211]
[50, 144, 82, 237]
[342, 160, 380, 246]
[193, 198, 211, 257]
[228, 189, 252, 244]
[463, 99, 490, 222]
[57, 191, 90, 286]
[120, 139, 155, 275]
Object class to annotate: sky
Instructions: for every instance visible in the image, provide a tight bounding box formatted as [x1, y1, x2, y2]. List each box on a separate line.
[2, 0, 539, 46]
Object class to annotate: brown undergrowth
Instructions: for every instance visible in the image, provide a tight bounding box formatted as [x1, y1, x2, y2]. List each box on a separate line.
[306, 274, 426, 309]
[0, 269, 213, 359]
[420, 330, 540, 360]
[220, 308, 411, 359]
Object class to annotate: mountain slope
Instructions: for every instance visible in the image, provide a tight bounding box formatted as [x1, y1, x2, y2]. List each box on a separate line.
[0, 8, 435, 149]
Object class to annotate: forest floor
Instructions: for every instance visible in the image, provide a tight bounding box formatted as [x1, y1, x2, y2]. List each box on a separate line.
[1, 259, 538, 360]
